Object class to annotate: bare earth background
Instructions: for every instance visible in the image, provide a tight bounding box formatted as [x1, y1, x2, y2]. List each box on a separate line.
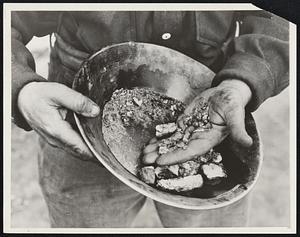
[11, 36, 290, 228]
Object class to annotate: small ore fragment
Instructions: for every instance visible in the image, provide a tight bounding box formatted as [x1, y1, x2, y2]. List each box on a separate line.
[199, 155, 210, 163]
[157, 138, 177, 155]
[157, 174, 204, 192]
[155, 123, 177, 138]
[197, 150, 222, 164]
[201, 163, 227, 185]
[132, 97, 143, 106]
[212, 153, 222, 163]
[139, 166, 156, 184]
[178, 160, 201, 177]
[172, 131, 184, 141]
[168, 164, 180, 177]
[155, 165, 180, 179]
[158, 145, 171, 155]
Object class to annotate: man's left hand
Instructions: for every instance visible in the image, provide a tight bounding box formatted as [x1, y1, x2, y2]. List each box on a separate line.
[142, 79, 253, 166]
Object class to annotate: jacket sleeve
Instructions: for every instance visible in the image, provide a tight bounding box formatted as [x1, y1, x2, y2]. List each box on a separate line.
[212, 10, 289, 111]
[11, 11, 59, 130]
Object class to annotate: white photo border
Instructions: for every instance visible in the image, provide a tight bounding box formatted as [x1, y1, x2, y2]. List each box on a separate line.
[3, 3, 297, 234]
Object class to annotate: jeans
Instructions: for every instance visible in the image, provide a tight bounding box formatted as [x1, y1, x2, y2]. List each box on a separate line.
[38, 137, 251, 228]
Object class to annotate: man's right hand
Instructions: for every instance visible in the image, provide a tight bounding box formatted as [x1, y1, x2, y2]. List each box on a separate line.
[17, 81, 100, 160]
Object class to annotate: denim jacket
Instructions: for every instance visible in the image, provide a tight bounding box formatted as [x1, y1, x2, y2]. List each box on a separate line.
[11, 11, 289, 130]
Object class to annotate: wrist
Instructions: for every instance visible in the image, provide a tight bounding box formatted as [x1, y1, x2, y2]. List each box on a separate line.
[217, 79, 252, 106]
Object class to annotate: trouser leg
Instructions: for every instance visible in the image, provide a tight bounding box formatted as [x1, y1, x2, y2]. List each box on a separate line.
[37, 138, 146, 228]
[154, 193, 252, 227]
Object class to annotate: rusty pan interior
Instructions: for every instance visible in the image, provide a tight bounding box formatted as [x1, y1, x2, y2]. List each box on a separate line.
[72, 42, 262, 210]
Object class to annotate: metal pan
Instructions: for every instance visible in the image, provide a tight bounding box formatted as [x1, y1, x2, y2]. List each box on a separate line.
[72, 42, 262, 210]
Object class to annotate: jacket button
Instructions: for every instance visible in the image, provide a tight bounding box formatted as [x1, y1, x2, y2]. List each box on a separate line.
[162, 33, 171, 40]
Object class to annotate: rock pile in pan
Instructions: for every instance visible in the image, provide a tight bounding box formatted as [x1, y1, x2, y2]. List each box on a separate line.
[140, 149, 227, 192]
[104, 88, 227, 193]
[139, 97, 227, 192]
[109, 88, 185, 130]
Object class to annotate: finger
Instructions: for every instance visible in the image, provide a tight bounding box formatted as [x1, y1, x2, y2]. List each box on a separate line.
[156, 126, 227, 166]
[51, 84, 100, 117]
[40, 129, 95, 162]
[143, 143, 158, 154]
[156, 142, 198, 166]
[34, 127, 91, 161]
[45, 118, 94, 159]
[225, 106, 253, 147]
[190, 124, 227, 140]
[29, 102, 95, 161]
[142, 152, 160, 165]
[34, 128, 61, 149]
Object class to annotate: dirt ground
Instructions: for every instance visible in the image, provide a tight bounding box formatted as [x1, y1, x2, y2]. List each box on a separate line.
[10, 36, 290, 228]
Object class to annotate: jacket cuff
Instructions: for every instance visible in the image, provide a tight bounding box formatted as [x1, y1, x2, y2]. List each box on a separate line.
[11, 71, 47, 131]
[212, 52, 276, 112]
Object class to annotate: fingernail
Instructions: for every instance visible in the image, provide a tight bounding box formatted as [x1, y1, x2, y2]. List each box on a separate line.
[91, 104, 100, 116]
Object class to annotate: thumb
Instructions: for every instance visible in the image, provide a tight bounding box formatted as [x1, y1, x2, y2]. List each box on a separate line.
[51, 84, 100, 117]
[225, 106, 253, 147]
